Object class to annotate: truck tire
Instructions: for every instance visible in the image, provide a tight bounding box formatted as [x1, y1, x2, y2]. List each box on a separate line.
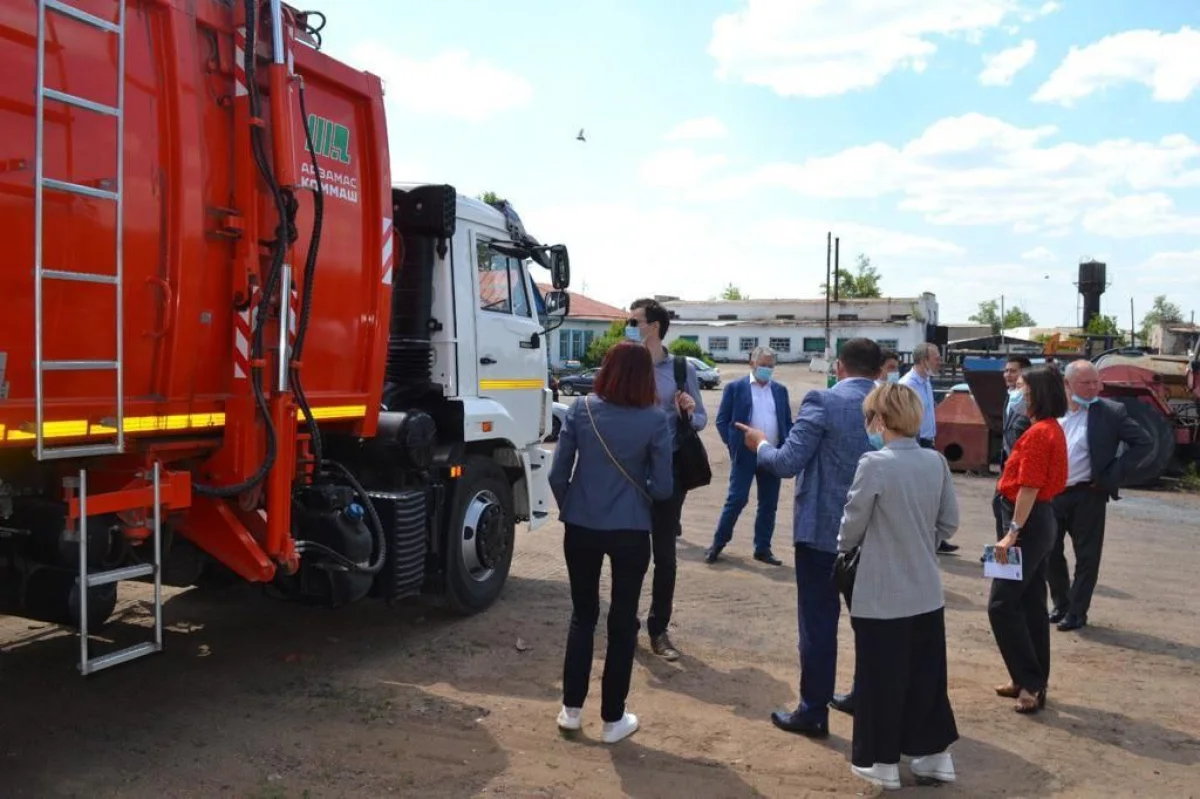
[444, 455, 515, 615]
[1112, 396, 1177, 485]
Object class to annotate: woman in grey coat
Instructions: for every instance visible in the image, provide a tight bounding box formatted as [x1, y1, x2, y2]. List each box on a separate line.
[837, 383, 961, 791]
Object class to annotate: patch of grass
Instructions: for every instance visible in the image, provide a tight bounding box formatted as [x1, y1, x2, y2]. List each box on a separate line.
[1180, 462, 1200, 492]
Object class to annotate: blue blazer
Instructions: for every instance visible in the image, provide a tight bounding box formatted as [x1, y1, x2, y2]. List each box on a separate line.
[549, 396, 674, 532]
[716, 376, 793, 468]
[757, 377, 875, 552]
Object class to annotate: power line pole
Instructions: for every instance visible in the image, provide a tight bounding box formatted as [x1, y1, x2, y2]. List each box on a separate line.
[824, 232, 832, 375]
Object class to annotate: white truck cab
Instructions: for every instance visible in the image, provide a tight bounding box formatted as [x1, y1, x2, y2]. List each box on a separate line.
[393, 184, 570, 535]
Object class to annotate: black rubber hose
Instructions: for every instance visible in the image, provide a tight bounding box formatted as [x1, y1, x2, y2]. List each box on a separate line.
[294, 459, 386, 574]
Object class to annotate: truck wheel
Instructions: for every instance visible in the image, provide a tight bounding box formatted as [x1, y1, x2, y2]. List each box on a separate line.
[1112, 396, 1177, 484]
[444, 456, 515, 614]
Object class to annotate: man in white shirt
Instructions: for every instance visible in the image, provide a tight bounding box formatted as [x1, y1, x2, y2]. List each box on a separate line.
[709, 347, 792, 565]
[900, 342, 957, 554]
[1048, 360, 1153, 631]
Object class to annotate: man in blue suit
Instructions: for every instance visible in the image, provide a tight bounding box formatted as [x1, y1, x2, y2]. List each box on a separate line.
[736, 337, 881, 738]
[708, 346, 792, 566]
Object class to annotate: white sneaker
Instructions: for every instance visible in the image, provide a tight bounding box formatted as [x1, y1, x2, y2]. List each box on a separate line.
[850, 763, 901, 791]
[557, 706, 582, 732]
[910, 751, 956, 783]
[601, 712, 639, 744]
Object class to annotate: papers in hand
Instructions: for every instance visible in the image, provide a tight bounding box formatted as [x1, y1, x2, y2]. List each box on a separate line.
[982, 545, 1023, 581]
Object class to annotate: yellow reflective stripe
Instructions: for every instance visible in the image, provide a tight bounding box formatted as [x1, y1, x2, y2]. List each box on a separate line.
[299, 405, 367, 421]
[2, 406, 367, 442]
[479, 379, 545, 390]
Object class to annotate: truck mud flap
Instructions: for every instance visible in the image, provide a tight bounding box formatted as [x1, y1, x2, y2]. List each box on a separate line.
[523, 446, 552, 531]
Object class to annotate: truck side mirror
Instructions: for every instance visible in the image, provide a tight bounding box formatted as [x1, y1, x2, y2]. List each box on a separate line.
[541, 289, 569, 333]
[550, 246, 570, 290]
[545, 289, 570, 318]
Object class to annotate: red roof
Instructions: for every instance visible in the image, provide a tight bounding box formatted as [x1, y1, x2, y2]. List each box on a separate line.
[537, 283, 626, 321]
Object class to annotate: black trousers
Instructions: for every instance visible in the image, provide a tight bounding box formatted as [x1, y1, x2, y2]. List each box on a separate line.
[561, 525, 652, 722]
[851, 608, 959, 767]
[1048, 486, 1109, 618]
[988, 498, 1054, 694]
[647, 459, 687, 638]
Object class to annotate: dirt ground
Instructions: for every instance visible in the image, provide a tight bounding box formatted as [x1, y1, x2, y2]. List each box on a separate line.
[2, 363, 1198, 798]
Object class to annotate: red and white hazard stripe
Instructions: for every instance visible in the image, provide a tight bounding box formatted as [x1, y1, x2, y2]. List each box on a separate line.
[232, 289, 259, 381]
[288, 285, 299, 358]
[381, 215, 395, 285]
[233, 26, 249, 98]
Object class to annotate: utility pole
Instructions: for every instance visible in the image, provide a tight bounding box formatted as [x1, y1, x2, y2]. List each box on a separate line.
[1130, 297, 1136, 347]
[833, 237, 840, 302]
[999, 294, 1006, 352]
[825, 232, 832, 385]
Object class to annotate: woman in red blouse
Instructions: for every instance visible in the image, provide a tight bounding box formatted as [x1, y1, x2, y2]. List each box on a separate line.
[989, 366, 1068, 714]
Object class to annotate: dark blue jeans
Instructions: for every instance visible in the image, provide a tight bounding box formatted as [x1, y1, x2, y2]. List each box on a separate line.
[712, 459, 782, 553]
[794, 544, 841, 724]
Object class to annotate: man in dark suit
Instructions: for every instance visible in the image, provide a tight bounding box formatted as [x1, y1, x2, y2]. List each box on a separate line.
[736, 338, 881, 738]
[992, 355, 1033, 537]
[1048, 359, 1153, 631]
[707, 346, 792, 566]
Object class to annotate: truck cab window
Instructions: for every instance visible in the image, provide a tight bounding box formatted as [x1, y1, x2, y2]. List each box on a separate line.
[510, 259, 531, 318]
[476, 239, 512, 314]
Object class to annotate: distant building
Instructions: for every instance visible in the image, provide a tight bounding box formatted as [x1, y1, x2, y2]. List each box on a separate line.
[658, 294, 939, 363]
[1148, 321, 1200, 356]
[944, 324, 993, 341]
[537, 284, 627, 368]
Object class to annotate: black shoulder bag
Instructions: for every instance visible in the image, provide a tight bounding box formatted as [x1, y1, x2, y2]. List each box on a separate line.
[833, 547, 859, 605]
[672, 355, 712, 491]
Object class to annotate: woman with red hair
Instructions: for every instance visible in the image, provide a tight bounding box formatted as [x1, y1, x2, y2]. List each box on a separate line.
[549, 341, 674, 743]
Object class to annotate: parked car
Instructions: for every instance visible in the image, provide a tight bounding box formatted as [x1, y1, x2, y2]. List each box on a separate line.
[557, 369, 598, 396]
[545, 401, 569, 443]
[687, 356, 721, 390]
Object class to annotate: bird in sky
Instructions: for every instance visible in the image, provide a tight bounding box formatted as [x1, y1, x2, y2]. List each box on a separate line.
[576, 128, 586, 142]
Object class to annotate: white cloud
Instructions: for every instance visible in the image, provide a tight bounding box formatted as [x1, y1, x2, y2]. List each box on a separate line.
[745, 113, 1200, 235]
[346, 45, 532, 121]
[664, 117, 729, 141]
[1021, 246, 1056, 262]
[523, 201, 965, 311]
[638, 148, 731, 190]
[707, 0, 1035, 98]
[1135, 250, 1200, 285]
[1033, 27, 1200, 106]
[980, 39, 1037, 86]
[1082, 194, 1200, 238]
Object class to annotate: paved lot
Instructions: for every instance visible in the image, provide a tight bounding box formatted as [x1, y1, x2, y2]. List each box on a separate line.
[1, 363, 1198, 797]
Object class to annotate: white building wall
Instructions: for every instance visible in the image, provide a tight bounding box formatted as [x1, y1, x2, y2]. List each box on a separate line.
[663, 294, 938, 326]
[666, 321, 928, 363]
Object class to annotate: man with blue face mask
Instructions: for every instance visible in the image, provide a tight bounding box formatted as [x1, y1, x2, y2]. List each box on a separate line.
[1047, 359, 1152, 632]
[708, 346, 792, 566]
[875, 350, 900, 387]
[992, 355, 1034, 544]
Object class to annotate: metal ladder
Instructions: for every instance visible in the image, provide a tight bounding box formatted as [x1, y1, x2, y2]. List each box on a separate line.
[74, 462, 164, 675]
[33, 0, 127, 461]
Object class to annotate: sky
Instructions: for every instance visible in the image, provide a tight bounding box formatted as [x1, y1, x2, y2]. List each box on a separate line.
[320, 0, 1200, 329]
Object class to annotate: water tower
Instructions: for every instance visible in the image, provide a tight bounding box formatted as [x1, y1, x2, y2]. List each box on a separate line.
[1077, 259, 1107, 329]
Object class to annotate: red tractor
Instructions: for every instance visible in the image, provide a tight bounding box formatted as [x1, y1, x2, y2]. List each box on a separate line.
[1095, 339, 1200, 484]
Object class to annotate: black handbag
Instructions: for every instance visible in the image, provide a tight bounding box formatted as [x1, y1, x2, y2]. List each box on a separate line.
[833, 546, 860, 603]
[672, 355, 712, 491]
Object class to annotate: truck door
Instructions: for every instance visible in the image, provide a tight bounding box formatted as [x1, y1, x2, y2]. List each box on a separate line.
[472, 233, 546, 446]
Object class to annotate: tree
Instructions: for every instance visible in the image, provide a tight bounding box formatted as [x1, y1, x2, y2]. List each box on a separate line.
[668, 338, 714, 365]
[1085, 314, 1128, 345]
[820, 253, 882, 299]
[969, 299, 1037, 334]
[583, 320, 625, 367]
[478, 190, 504, 205]
[1139, 294, 1183, 343]
[720, 283, 747, 300]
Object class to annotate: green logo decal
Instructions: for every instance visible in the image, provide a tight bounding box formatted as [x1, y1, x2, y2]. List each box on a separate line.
[306, 114, 352, 165]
